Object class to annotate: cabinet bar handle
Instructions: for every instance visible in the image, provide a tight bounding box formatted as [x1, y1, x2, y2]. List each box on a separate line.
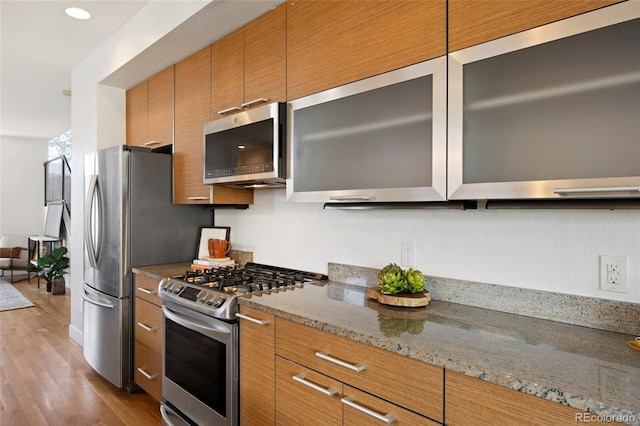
[341, 396, 396, 424]
[328, 195, 372, 201]
[143, 140, 160, 146]
[315, 351, 365, 372]
[137, 367, 157, 380]
[137, 322, 156, 332]
[217, 106, 242, 115]
[187, 196, 208, 200]
[240, 97, 268, 109]
[292, 374, 337, 397]
[137, 287, 156, 295]
[554, 186, 640, 194]
[236, 313, 270, 325]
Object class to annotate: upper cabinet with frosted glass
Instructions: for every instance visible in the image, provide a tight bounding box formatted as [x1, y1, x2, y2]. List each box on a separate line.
[287, 58, 447, 203]
[448, 1, 640, 200]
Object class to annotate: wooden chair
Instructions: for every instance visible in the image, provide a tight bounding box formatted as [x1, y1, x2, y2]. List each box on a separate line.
[0, 235, 29, 283]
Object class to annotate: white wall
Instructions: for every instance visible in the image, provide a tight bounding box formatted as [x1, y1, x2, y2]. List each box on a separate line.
[0, 136, 47, 236]
[217, 190, 640, 304]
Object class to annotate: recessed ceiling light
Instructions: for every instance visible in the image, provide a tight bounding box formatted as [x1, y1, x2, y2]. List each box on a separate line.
[65, 7, 91, 20]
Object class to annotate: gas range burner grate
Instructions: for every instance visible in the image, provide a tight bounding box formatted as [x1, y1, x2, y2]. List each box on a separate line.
[179, 262, 328, 293]
[160, 262, 328, 320]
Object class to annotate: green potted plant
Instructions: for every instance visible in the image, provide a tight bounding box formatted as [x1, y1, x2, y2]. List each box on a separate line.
[27, 246, 69, 294]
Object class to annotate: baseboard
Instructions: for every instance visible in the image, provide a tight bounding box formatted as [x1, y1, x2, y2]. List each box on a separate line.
[68, 324, 83, 346]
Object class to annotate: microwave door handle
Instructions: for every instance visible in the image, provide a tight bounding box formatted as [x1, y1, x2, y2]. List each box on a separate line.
[217, 106, 242, 115]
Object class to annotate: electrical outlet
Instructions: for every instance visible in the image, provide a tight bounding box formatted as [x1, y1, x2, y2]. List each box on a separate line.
[401, 241, 415, 268]
[599, 255, 628, 293]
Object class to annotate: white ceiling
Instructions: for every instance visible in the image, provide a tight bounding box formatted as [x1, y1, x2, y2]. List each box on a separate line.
[0, 0, 281, 142]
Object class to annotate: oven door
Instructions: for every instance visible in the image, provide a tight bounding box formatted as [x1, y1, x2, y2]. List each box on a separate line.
[162, 301, 238, 426]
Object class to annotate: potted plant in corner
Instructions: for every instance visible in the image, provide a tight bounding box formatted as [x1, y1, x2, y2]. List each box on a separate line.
[27, 246, 69, 294]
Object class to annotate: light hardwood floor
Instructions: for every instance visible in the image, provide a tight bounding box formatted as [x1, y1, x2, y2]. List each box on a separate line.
[0, 278, 162, 425]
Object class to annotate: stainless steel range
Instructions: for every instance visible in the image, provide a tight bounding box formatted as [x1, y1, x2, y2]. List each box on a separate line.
[158, 262, 327, 426]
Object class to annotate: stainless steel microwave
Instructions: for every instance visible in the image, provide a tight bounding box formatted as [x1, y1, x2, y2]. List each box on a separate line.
[203, 102, 286, 188]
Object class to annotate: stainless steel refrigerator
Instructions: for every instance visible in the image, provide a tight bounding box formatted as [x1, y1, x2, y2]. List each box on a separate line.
[82, 145, 211, 389]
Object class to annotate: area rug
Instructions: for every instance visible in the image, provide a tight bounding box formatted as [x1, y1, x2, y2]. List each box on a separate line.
[0, 280, 35, 312]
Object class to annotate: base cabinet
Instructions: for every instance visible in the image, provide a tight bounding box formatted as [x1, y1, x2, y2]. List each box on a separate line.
[238, 307, 276, 425]
[275, 356, 343, 426]
[275, 318, 443, 424]
[445, 371, 623, 426]
[133, 274, 163, 402]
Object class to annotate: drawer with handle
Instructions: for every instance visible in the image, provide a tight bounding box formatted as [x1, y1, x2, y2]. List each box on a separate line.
[343, 385, 440, 425]
[134, 298, 162, 353]
[134, 340, 162, 402]
[276, 318, 443, 422]
[275, 356, 343, 425]
[135, 274, 162, 306]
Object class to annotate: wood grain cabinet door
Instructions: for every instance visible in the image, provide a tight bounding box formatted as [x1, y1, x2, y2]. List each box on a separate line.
[147, 66, 174, 148]
[126, 81, 148, 147]
[244, 3, 286, 106]
[276, 318, 444, 422]
[275, 356, 343, 425]
[238, 307, 276, 426]
[343, 385, 441, 426]
[134, 340, 162, 402]
[286, 0, 446, 100]
[445, 371, 623, 425]
[448, 0, 623, 51]
[211, 28, 244, 117]
[174, 46, 212, 204]
[211, 3, 286, 118]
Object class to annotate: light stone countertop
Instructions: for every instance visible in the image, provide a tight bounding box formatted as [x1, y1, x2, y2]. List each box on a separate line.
[132, 262, 191, 281]
[238, 281, 640, 425]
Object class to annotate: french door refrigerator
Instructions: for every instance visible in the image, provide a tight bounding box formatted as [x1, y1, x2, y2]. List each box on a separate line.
[83, 145, 211, 389]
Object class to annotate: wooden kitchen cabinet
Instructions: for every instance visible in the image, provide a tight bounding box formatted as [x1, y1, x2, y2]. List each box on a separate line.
[448, 0, 623, 51]
[286, 0, 446, 100]
[126, 66, 174, 149]
[445, 371, 623, 425]
[238, 306, 276, 425]
[447, 2, 640, 201]
[275, 318, 444, 423]
[211, 3, 286, 117]
[126, 80, 147, 147]
[133, 274, 163, 402]
[275, 356, 343, 426]
[174, 46, 253, 205]
[147, 66, 174, 148]
[343, 385, 440, 426]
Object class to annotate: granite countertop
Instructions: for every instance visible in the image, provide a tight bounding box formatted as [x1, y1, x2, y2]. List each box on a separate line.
[132, 262, 191, 281]
[238, 280, 640, 425]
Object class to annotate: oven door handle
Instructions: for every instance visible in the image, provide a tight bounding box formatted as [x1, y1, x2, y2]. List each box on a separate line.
[162, 305, 232, 339]
[160, 403, 191, 426]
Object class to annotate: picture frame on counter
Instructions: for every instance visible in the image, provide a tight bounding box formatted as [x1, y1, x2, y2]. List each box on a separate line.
[195, 226, 231, 259]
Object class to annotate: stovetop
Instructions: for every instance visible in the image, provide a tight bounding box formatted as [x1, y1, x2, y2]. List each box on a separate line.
[158, 262, 328, 321]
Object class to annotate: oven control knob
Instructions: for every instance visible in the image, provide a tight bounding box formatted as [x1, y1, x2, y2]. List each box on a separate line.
[200, 292, 212, 304]
[213, 296, 226, 307]
[172, 283, 183, 294]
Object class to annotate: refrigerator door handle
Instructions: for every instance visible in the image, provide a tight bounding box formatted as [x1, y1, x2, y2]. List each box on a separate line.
[84, 174, 102, 268]
[82, 290, 115, 309]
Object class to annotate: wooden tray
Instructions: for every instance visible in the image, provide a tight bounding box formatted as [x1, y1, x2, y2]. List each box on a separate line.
[367, 288, 430, 307]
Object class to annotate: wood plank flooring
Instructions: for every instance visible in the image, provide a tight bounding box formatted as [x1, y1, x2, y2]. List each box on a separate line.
[0, 279, 162, 425]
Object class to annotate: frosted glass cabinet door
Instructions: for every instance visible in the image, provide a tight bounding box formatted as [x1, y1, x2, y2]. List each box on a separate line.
[287, 57, 447, 203]
[448, 2, 640, 200]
